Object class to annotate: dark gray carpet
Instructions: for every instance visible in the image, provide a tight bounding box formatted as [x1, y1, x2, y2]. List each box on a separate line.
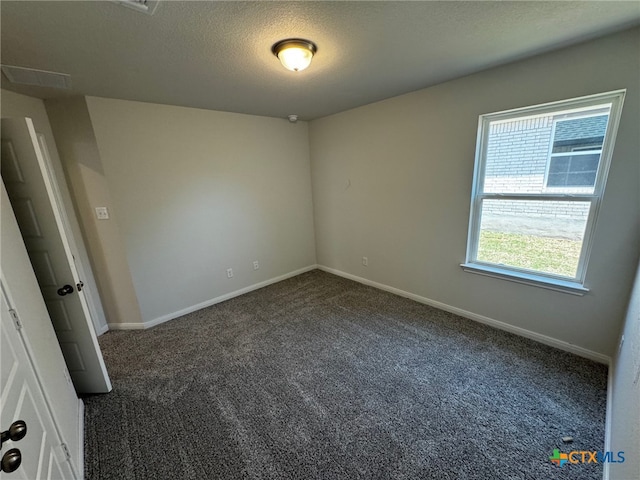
[85, 270, 608, 479]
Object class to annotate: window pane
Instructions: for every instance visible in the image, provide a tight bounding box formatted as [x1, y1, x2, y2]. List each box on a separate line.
[483, 110, 610, 195]
[477, 199, 591, 278]
[484, 116, 553, 194]
[547, 153, 600, 188]
[548, 157, 569, 174]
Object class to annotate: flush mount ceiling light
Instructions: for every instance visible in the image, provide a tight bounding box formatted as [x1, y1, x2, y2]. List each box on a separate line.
[271, 38, 317, 72]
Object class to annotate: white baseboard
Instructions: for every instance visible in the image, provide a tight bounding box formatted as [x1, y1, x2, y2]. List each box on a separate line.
[318, 265, 611, 365]
[106, 262, 610, 364]
[77, 398, 84, 480]
[96, 323, 109, 336]
[108, 264, 319, 331]
[106, 321, 147, 330]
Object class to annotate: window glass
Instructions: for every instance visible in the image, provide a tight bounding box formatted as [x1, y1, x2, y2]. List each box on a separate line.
[477, 199, 590, 278]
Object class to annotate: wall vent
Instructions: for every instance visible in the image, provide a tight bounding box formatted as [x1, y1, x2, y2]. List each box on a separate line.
[1, 65, 72, 89]
[115, 0, 160, 15]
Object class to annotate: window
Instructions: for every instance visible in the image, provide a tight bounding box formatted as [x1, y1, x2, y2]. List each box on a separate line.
[462, 91, 625, 294]
[546, 113, 608, 189]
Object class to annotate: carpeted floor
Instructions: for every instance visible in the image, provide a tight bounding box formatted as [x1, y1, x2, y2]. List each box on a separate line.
[85, 270, 608, 479]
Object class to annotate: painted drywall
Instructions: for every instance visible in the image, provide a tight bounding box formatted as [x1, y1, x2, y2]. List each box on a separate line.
[1, 89, 108, 334]
[82, 97, 316, 324]
[309, 27, 640, 357]
[608, 260, 640, 479]
[1, 182, 82, 474]
[45, 97, 143, 328]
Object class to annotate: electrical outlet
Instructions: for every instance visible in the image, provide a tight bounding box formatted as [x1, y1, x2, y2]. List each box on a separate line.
[253, 260, 260, 270]
[362, 256, 368, 267]
[226, 268, 233, 278]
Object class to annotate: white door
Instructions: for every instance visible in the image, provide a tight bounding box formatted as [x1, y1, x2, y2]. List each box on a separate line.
[0, 287, 75, 480]
[36, 132, 106, 335]
[1, 117, 111, 394]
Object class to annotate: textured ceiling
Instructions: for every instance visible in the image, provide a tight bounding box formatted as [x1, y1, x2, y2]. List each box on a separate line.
[1, 1, 639, 120]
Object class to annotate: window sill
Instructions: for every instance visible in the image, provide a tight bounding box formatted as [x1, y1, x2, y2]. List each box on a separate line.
[460, 263, 589, 296]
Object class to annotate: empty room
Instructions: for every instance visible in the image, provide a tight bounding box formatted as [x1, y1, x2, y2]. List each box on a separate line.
[0, 1, 639, 479]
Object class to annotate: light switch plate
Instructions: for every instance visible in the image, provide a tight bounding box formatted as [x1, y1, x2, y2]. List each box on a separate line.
[95, 206, 109, 220]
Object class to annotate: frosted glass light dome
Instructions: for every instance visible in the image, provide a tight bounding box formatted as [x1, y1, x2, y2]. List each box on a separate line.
[272, 39, 317, 72]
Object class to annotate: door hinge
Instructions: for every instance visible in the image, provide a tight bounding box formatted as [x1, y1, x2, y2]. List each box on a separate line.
[60, 443, 71, 462]
[8, 309, 22, 330]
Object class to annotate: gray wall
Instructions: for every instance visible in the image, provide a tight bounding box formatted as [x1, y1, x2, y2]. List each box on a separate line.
[608, 260, 640, 479]
[46, 97, 143, 328]
[82, 97, 317, 324]
[309, 27, 640, 357]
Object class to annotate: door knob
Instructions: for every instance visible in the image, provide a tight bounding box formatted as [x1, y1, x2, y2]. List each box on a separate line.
[1, 420, 27, 447]
[1, 448, 21, 473]
[57, 284, 74, 296]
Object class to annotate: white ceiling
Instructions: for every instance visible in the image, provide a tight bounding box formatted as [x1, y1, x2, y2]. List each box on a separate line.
[1, 1, 639, 120]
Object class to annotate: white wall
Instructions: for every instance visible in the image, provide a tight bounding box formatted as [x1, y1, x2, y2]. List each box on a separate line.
[83, 97, 317, 324]
[309, 27, 640, 358]
[1, 89, 108, 333]
[608, 260, 640, 479]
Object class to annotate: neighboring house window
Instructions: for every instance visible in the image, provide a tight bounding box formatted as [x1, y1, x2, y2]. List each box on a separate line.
[545, 113, 608, 189]
[462, 91, 625, 294]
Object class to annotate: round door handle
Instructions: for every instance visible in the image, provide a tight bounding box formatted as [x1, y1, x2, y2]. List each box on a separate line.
[0, 420, 27, 446]
[57, 284, 74, 296]
[1, 448, 21, 473]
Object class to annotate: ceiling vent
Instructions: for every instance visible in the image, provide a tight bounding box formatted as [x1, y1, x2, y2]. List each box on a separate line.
[115, 0, 160, 15]
[1, 65, 72, 89]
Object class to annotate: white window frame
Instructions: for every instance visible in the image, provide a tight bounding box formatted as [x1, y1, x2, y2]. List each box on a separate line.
[461, 90, 625, 295]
